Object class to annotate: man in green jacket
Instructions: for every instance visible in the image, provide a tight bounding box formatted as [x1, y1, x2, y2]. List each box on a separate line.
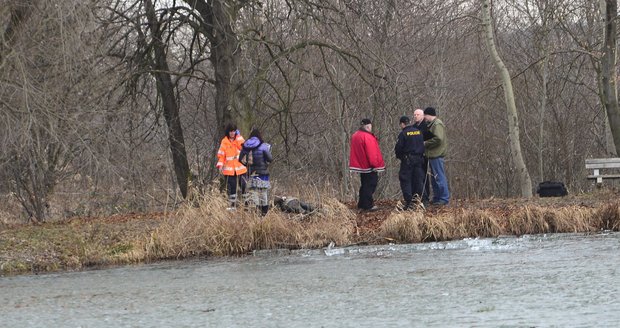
[424, 107, 450, 205]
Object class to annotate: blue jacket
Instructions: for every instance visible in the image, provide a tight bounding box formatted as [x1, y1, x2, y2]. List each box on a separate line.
[240, 137, 273, 175]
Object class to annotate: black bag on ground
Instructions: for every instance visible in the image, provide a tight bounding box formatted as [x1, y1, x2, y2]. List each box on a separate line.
[536, 181, 568, 197]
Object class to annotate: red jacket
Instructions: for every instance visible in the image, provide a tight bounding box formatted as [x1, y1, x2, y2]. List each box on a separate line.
[349, 129, 385, 173]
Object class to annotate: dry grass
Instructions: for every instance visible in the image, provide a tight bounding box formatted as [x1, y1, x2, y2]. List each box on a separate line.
[145, 189, 356, 259]
[547, 206, 598, 233]
[506, 206, 552, 235]
[504, 205, 599, 234]
[418, 212, 453, 241]
[594, 202, 620, 231]
[452, 209, 503, 239]
[379, 201, 619, 244]
[296, 197, 355, 248]
[379, 211, 424, 243]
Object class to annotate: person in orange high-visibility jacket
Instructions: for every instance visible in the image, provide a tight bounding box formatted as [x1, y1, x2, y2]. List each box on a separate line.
[216, 123, 248, 208]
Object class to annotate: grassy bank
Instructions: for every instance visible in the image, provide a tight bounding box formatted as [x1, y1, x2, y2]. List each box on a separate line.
[0, 189, 356, 276]
[1, 189, 619, 276]
[381, 202, 620, 243]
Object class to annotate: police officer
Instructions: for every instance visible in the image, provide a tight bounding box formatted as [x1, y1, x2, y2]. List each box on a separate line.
[394, 115, 426, 210]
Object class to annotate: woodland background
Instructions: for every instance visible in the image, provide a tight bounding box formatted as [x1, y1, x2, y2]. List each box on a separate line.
[1, 0, 618, 222]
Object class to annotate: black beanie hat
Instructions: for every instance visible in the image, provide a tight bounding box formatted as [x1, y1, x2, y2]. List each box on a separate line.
[361, 118, 372, 125]
[424, 107, 437, 116]
[399, 116, 410, 124]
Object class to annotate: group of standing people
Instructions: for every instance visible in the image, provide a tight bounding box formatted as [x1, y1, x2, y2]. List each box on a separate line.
[349, 107, 450, 211]
[215, 106, 448, 215]
[215, 124, 272, 215]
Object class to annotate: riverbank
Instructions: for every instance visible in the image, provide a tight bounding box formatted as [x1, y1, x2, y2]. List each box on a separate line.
[1, 189, 619, 276]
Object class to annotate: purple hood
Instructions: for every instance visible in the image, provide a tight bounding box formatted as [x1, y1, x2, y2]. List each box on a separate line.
[244, 137, 262, 149]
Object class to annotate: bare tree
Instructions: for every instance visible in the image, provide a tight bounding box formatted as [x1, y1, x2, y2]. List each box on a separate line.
[143, 0, 191, 198]
[4, 0, 620, 222]
[0, 0, 110, 221]
[181, 0, 259, 135]
[601, 0, 620, 155]
[481, 0, 533, 197]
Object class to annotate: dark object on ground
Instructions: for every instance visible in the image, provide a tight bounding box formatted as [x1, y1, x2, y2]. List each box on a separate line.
[274, 196, 316, 214]
[536, 181, 568, 197]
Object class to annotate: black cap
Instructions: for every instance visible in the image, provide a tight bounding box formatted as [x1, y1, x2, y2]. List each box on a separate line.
[361, 118, 372, 125]
[399, 116, 410, 124]
[424, 107, 437, 116]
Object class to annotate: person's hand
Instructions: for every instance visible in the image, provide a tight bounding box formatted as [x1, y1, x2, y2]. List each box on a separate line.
[216, 163, 223, 171]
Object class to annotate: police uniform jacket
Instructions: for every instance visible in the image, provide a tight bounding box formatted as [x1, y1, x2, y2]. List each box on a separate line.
[394, 125, 425, 160]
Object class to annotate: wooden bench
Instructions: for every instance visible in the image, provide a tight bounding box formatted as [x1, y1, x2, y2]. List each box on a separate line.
[586, 158, 620, 185]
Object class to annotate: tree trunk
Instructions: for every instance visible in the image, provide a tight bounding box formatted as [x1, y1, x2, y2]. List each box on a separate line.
[186, 0, 248, 134]
[0, 1, 36, 65]
[337, 92, 349, 198]
[601, 0, 620, 156]
[481, 0, 533, 197]
[538, 55, 548, 182]
[144, 0, 190, 198]
[211, 1, 239, 132]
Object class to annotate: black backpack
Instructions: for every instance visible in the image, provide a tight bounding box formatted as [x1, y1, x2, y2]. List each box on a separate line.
[536, 181, 568, 197]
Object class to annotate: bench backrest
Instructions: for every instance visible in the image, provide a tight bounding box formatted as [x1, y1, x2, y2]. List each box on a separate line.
[585, 158, 620, 169]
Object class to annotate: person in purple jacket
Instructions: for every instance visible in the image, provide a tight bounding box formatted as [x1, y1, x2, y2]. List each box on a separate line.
[240, 129, 273, 215]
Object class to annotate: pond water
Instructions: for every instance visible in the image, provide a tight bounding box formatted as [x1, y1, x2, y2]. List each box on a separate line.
[2, 232, 620, 327]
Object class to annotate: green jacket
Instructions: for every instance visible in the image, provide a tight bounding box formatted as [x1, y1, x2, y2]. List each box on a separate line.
[424, 118, 447, 158]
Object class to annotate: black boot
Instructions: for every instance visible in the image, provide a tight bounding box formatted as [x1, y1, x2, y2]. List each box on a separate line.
[261, 205, 269, 216]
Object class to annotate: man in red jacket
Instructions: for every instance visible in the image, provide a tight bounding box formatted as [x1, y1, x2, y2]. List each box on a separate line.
[349, 118, 385, 211]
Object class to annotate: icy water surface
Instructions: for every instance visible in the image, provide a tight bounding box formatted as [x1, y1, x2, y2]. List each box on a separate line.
[2, 232, 620, 327]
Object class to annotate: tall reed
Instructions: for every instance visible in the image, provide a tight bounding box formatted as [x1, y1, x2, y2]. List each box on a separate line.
[380, 202, 618, 244]
[145, 188, 356, 259]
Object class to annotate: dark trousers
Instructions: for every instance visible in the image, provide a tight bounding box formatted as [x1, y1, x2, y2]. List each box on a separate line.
[226, 175, 246, 206]
[399, 154, 425, 208]
[358, 172, 378, 210]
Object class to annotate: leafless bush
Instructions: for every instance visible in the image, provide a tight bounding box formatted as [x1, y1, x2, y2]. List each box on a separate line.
[1, 0, 617, 222]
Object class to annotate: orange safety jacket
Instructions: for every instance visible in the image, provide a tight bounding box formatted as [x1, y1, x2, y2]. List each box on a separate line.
[216, 134, 248, 176]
